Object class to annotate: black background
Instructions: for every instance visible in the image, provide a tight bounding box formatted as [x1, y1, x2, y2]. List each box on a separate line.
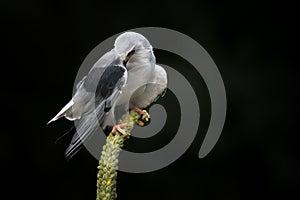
[1, 0, 299, 199]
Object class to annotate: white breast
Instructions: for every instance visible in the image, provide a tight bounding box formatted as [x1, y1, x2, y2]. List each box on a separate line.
[129, 64, 167, 108]
[115, 54, 155, 105]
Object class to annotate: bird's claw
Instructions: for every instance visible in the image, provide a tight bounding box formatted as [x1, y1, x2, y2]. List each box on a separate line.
[109, 123, 129, 137]
[130, 106, 151, 127]
[140, 110, 150, 121]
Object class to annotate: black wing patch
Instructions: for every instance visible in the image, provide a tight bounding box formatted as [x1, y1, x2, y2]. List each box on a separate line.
[83, 65, 126, 110]
[96, 65, 125, 98]
[83, 65, 125, 97]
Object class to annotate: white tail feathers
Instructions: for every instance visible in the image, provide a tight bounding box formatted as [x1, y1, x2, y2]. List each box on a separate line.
[47, 100, 83, 124]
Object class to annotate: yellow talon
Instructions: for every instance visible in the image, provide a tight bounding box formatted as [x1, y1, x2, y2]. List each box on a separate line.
[138, 121, 144, 126]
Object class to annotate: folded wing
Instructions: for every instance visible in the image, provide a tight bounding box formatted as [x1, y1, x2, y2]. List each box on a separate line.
[48, 49, 128, 158]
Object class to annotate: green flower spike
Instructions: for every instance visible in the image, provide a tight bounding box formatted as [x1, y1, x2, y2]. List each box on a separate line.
[96, 110, 148, 200]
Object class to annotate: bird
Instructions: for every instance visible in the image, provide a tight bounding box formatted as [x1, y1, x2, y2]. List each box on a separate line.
[48, 32, 168, 158]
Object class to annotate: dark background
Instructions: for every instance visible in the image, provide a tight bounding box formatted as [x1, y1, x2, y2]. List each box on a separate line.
[1, 0, 299, 199]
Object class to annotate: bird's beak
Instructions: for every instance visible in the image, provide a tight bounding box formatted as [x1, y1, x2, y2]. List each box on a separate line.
[120, 49, 135, 66]
[120, 55, 126, 61]
[121, 55, 130, 66]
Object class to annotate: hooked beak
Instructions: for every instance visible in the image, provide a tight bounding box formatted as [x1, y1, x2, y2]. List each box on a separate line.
[120, 55, 126, 61]
[120, 49, 135, 66]
[120, 55, 128, 66]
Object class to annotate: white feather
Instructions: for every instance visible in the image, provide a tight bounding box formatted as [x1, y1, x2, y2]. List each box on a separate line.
[47, 100, 74, 124]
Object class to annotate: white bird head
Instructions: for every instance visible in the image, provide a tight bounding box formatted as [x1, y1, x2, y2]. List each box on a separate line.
[114, 32, 154, 66]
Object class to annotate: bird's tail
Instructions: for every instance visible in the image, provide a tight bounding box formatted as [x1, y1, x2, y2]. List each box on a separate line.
[65, 101, 106, 159]
[47, 100, 83, 124]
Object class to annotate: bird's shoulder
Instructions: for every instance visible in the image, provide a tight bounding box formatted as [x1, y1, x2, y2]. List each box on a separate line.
[81, 49, 125, 92]
[84, 64, 127, 97]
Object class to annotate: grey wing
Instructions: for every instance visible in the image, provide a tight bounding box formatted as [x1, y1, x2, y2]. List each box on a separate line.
[65, 64, 127, 159]
[48, 49, 121, 123]
[72, 49, 122, 110]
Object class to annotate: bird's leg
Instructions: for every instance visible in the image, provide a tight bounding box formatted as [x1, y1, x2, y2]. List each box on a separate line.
[109, 123, 128, 137]
[130, 106, 150, 126]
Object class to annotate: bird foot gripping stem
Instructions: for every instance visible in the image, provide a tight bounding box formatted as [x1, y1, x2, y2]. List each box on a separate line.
[109, 123, 130, 138]
[130, 106, 151, 127]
